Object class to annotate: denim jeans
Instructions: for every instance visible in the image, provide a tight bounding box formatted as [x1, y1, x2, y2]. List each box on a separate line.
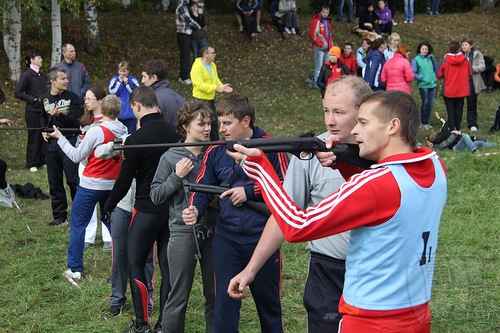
[67, 186, 111, 272]
[404, 0, 415, 21]
[419, 87, 436, 125]
[192, 37, 208, 59]
[313, 47, 329, 85]
[338, 0, 353, 20]
[453, 134, 496, 152]
[431, 0, 440, 14]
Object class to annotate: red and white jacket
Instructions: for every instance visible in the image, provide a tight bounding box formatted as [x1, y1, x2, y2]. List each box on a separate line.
[241, 147, 447, 319]
[58, 119, 128, 190]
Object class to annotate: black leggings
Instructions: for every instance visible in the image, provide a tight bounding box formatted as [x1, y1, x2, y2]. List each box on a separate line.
[0, 158, 7, 189]
[128, 210, 170, 327]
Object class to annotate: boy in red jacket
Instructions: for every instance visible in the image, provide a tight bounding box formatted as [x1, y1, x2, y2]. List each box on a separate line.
[437, 40, 471, 130]
[340, 43, 357, 75]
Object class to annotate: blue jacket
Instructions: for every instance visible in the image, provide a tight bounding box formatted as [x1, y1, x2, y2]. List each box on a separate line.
[363, 49, 386, 90]
[192, 127, 289, 244]
[108, 75, 140, 120]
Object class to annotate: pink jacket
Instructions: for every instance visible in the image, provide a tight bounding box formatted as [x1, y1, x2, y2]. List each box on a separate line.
[381, 53, 414, 94]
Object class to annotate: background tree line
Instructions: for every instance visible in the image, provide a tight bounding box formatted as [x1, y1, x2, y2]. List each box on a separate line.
[1, 0, 497, 82]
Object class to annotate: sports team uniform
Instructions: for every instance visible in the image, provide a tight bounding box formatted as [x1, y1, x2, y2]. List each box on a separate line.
[241, 147, 447, 333]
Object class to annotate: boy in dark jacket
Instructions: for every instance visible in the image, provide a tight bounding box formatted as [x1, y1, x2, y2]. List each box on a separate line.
[183, 94, 288, 333]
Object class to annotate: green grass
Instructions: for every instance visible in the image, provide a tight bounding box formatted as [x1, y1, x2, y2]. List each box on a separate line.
[1, 8, 500, 333]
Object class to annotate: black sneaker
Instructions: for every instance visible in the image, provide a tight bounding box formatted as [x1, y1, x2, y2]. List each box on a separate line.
[110, 303, 124, 317]
[153, 322, 162, 333]
[48, 218, 68, 226]
[124, 321, 152, 333]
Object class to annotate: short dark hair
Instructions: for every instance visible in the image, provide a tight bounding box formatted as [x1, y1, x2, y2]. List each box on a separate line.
[130, 86, 158, 108]
[461, 37, 474, 45]
[371, 38, 385, 50]
[216, 94, 255, 128]
[143, 59, 167, 81]
[24, 50, 42, 69]
[416, 42, 434, 55]
[448, 40, 460, 53]
[361, 91, 419, 147]
[48, 66, 67, 82]
[176, 100, 213, 139]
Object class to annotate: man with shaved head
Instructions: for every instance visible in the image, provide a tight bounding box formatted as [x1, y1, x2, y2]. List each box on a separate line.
[58, 43, 91, 100]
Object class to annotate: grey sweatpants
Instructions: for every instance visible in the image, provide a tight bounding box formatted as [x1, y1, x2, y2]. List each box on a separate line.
[161, 228, 214, 333]
[110, 207, 154, 309]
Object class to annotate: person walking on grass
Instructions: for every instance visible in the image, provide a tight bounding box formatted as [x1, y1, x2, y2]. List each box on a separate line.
[412, 42, 438, 129]
[47, 95, 127, 286]
[15, 50, 48, 173]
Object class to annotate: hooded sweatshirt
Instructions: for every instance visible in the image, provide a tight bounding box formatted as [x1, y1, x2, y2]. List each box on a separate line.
[152, 79, 185, 127]
[437, 53, 471, 98]
[57, 119, 128, 190]
[150, 146, 204, 233]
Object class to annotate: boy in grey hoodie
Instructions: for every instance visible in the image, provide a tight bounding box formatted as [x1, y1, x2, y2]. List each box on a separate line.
[150, 100, 215, 333]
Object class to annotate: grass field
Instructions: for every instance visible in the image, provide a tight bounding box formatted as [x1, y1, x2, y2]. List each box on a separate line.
[1, 7, 500, 333]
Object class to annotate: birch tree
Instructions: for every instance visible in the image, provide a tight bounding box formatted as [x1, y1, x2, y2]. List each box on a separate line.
[51, 0, 62, 66]
[2, 0, 22, 82]
[84, 0, 99, 53]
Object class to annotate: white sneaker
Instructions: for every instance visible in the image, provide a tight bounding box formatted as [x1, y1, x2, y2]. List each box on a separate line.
[470, 126, 478, 132]
[257, 25, 262, 33]
[291, 28, 296, 34]
[184, 79, 192, 85]
[63, 269, 82, 288]
[284, 27, 292, 34]
[29, 167, 38, 172]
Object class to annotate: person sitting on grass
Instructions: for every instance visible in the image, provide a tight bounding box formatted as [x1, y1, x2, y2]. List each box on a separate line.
[276, 0, 300, 35]
[375, 0, 393, 35]
[427, 121, 496, 153]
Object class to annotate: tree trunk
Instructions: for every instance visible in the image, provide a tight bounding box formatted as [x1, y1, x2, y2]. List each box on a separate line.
[85, 0, 99, 53]
[121, 0, 132, 8]
[480, 0, 495, 10]
[2, 0, 22, 82]
[51, 0, 62, 67]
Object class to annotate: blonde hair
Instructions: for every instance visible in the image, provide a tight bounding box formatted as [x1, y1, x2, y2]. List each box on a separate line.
[118, 61, 129, 71]
[101, 95, 121, 119]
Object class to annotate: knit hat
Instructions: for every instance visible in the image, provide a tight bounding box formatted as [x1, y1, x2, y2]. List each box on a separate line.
[329, 46, 341, 58]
